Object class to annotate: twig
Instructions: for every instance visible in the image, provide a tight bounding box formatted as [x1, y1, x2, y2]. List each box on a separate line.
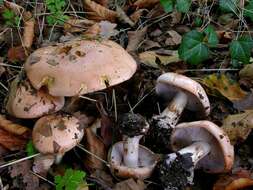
[30, 170, 55, 186]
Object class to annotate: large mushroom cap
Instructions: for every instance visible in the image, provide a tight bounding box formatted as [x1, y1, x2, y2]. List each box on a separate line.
[108, 141, 157, 179]
[156, 72, 210, 117]
[171, 121, 234, 173]
[32, 114, 83, 154]
[6, 77, 64, 119]
[24, 39, 137, 97]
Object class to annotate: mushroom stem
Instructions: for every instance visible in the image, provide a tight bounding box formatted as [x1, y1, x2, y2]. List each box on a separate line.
[123, 135, 142, 168]
[54, 154, 64, 164]
[161, 91, 188, 127]
[166, 141, 211, 167]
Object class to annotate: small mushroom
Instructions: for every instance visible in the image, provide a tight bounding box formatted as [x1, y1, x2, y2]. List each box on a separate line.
[32, 114, 84, 163]
[146, 72, 210, 153]
[25, 39, 137, 96]
[108, 113, 157, 179]
[157, 121, 234, 189]
[6, 77, 64, 119]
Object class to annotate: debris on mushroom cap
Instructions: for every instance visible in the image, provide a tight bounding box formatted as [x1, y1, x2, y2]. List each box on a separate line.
[118, 113, 149, 138]
[24, 39, 137, 97]
[156, 72, 210, 117]
[156, 152, 194, 189]
[108, 141, 157, 179]
[171, 121, 234, 173]
[32, 114, 84, 155]
[6, 77, 64, 119]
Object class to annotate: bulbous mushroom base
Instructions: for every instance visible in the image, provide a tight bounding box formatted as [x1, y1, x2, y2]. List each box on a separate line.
[146, 115, 173, 154]
[156, 152, 194, 190]
[108, 141, 157, 179]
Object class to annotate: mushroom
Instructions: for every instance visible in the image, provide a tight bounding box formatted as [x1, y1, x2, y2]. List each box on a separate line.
[157, 121, 234, 189]
[6, 76, 64, 119]
[108, 113, 157, 179]
[146, 72, 210, 153]
[32, 114, 84, 163]
[24, 39, 137, 97]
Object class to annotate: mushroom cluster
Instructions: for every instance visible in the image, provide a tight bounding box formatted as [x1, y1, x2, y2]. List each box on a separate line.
[5, 38, 138, 170]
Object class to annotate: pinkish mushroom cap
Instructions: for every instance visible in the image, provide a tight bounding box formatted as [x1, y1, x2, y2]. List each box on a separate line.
[156, 72, 210, 117]
[171, 120, 234, 173]
[108, 141, 157, 179]
[6, 77, 64, 119]
[24, 39, 137, 97]
[32, 114, 83, 155]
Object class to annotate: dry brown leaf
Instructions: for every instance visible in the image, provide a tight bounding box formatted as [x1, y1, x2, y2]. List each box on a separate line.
[7, 46, 27, 62]
[127, 27, 147, 52]
[83, 126, 107, 172]
[0, 128, 27, 150]
[4, 0, 23, 15]
[93, 0, 108, 6]
[130, 9, 146, 24]
[213, 169, 253, 190]
[165, 30, 182, 46]
[233, 93, 253, 111]
[116, 6, 134, 26]
[201, 74, 247, 102]
[9, 160, 39, 190]
[139, 50, 180, 68]
[239, 63, 253, 80]
[221, 110, 253, 145]
[83, 0, 117, 22]
[0, 57, 5, 77]
[0, 115, 31, 138]
[134, 0, 160, 9]
[64, 18, 95, 33]
[113, 178, 146, 190]
[22, 11, 35, 48]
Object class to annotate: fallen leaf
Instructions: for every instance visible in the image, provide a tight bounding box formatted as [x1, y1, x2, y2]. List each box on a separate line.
[116, 6, 134, 26]
[0, 115, 31, 138]
[22, 11, 35, 48]
[142, 40, 161, 50]
[0, 57, 5, 77]
[90, 170, 114, 188]
[213, 169, 253, 190]
[7, 46, 27, 62]
[233, 93, 253, 111]
[221, 110, 253, 145]
[201, 74, 247, 102]
[126, 27, 147, 52]
[64, 18, 95, 33]
[239, 63, 253, 80]
[9, 160, 39, 190]
[165, 30, 182, 46]
[130, 9, 146, 24]
[93, 0, 108, 6]
[134, 0, 160, 9]
[83, 0, 117, 22]
[83, 126, 107, 172]
[113, 178, 146, 190]
[0, 128, 27, 150]
[139, 50, 180, 68]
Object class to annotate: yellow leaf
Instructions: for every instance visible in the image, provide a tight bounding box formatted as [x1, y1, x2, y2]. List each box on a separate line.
[201, 74, 247, 101]
[221, 110, 253, 145]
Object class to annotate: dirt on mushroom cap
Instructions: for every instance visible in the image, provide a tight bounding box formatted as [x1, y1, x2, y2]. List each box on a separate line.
[24, 39, 137, 97]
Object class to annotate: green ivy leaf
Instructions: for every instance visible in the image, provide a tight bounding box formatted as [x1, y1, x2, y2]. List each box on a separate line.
[178, 30, 209, 64]
[54, 168, 86, 190]
[160, 0, 174, 13]
[229, 36, 253, 64]
[26, 140, 37, 156]
[204, 25, 219, 47]
[219, 0, 239, 13]
[175, 0, 191, 13]
[244, 1, 253, 21]
[2, 9, 15, 20]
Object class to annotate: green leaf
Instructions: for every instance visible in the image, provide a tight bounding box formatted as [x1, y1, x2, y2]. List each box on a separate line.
[175, 0, 191, 13]
[54, 168, 86, 190]
[2, 9, 15, 20]
[244, 1, 253, 21]
[229, 36, 253, 64]
[219, 0, 239, 13]
[0, 0, 3, 5]
[178, 30, 209, 64]
[204, 25, 219, 47]
[160, 0, 174, 13]
[26, 140, 38, 156]
[194, 17, 202, 27]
